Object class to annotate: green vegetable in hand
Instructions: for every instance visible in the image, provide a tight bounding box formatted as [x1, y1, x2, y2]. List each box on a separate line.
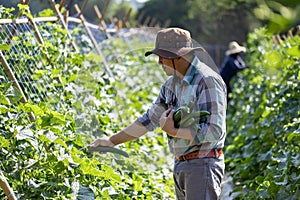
[173, 106, 210, 128]
[82, 146, 129, 158]
[173, 106, 190, 125]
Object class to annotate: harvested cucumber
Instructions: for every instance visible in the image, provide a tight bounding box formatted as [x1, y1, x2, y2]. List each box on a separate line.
[84, 146, 129, 158]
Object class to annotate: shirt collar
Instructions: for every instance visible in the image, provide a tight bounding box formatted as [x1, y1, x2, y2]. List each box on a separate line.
[182, 56, 200, 85]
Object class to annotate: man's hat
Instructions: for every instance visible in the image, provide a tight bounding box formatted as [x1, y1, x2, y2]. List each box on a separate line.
[145, 28, 204, 59]
[225, 41, 246, 56]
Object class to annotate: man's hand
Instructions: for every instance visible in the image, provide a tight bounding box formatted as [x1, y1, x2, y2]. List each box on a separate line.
[90, 137, 115, 147]
[159, 108, 177, 137]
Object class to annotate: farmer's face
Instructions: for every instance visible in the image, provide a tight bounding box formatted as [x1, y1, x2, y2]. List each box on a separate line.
[158, 56, 175, 76]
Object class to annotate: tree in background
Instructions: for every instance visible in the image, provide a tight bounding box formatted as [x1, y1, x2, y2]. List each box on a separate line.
[136, 0, 190, 28]
[136, 0, 261, 45]
[2, 0, 298, 45]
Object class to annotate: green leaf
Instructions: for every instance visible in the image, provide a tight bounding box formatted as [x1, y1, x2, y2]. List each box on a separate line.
[0, 44, 10, 51]
[0, 136, 10, 148]
[20, 103, 44, 116]
[264, 50, 282, 69]
[287, 132, 299, 143]
[53, 138, 68, 149]
[0, 105, 9, 114]
[286, 46, 300, 58]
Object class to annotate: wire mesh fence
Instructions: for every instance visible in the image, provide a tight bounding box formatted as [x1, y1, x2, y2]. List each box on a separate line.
[0, 0, 239, 122]
[0, 12, 160, 118]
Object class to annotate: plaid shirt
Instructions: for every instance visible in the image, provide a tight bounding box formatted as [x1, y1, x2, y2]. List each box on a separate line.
[138, 57, 227, 156]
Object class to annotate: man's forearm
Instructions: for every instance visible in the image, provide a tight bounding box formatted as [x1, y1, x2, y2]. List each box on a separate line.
[110, 120, 148, 145]
[109, 131, 136, 145]
[168, 127, 193, 140]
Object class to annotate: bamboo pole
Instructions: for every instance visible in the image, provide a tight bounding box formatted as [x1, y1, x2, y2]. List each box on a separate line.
[49, 0, 79, 52]
[77, 0, 89, 17]
[143, 16, 151, 27]
[163, 19, 171, 28]
[101, 0, 111, 21]
[74, 4, 114, 78]
[0, 171, 17, 200]
[0, 51, 35, 121]
[149, 17, 157, 27]
[94, 5, 121, 63]
[28, 18, 44, 45]
[59, 0, 66, 11]
[136, 11, 145, 27]
[123, 8, 132, 28]
[94, 5, 111, 38]
[64, 10, 69, 27]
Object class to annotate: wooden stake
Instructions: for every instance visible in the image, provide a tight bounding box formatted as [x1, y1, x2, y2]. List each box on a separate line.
[149, 17, 156, 27]
[102, 0, 111, 20]
[163, 19, 171, 28]
[59, 0, 66, 11]
[123, 8, 132, 28]
[64, 10, 69, 27]
[0, 171, 17, 200]
[0, 51, 35, 122]
[77, 0, 89, 17]
[74, 3, 113, 77]
[136, 11, 145, 27]
[49, 0, 79, 52]
[143, 16, 151, 27]
[94, 5, 110, 38]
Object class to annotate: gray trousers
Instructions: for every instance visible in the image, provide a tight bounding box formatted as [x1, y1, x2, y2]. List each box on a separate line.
[173, 155, 225, 200]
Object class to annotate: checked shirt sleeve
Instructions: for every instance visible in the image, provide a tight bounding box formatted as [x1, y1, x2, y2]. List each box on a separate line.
[138, 84, 169, 131]
[192, 75, 227, 148]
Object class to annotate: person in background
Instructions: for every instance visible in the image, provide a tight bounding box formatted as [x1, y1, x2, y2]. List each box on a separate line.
[90, 27, 227, 200]
[220, 41, 247, 100]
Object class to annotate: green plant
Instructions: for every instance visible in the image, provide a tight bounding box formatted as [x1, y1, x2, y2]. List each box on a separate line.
[225, 27, 299, 199]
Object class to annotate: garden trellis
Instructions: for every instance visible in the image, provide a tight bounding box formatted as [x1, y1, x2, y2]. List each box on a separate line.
[0, 0, 132, 118]
[0, 0, 230, 124]
[0, 1, 159, 198]
[1, 1, 299, 199]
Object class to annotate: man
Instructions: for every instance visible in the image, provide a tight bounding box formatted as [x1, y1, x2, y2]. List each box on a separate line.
[220, 41, 247, 101]
[90, 28, 227, 199]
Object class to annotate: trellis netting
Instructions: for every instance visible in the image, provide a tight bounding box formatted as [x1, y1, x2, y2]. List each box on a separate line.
[0, 16, 158, 106]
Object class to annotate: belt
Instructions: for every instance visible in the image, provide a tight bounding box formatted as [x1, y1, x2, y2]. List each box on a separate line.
[176, 149, 222, 161]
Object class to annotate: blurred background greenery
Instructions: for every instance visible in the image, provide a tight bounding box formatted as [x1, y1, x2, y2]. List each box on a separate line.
[0, 0, 299, 69]
[1, 0, 299, 46]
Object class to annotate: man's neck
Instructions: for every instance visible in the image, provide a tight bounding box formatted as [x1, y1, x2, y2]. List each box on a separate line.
[175, 55, 194, 79]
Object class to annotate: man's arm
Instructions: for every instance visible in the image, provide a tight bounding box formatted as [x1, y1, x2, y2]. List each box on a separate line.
[90, 120, 148, 147]
[159, 109, 193, 140]
[110, 120, 148, 145]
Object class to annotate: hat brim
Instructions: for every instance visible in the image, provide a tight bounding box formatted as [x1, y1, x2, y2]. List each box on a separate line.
[145, 47, 204, 59]
[225, 47, 246, 56]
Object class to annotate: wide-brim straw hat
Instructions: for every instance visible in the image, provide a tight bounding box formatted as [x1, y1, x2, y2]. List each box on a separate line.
[145, 28, 204, 59]
[225, 41, 246, 56]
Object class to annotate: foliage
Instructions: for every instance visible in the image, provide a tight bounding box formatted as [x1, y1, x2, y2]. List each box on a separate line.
[225, 27, 300, 199]
[1, 2, 299, 199]
[254, 0, 300, 34]
[0, 7, 174, 199]
[137, 0, 261, 45]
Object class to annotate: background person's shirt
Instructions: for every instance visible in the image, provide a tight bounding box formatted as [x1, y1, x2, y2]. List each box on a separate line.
[220, 54, 247, 86]
[138, 57, 227, 157]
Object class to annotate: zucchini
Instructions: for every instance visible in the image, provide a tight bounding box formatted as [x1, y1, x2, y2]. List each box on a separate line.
[173, 106, 190, 128]
[181, 117, 196, 127]
[178, 110, 210, 127]
[84, 146, 129, 158]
